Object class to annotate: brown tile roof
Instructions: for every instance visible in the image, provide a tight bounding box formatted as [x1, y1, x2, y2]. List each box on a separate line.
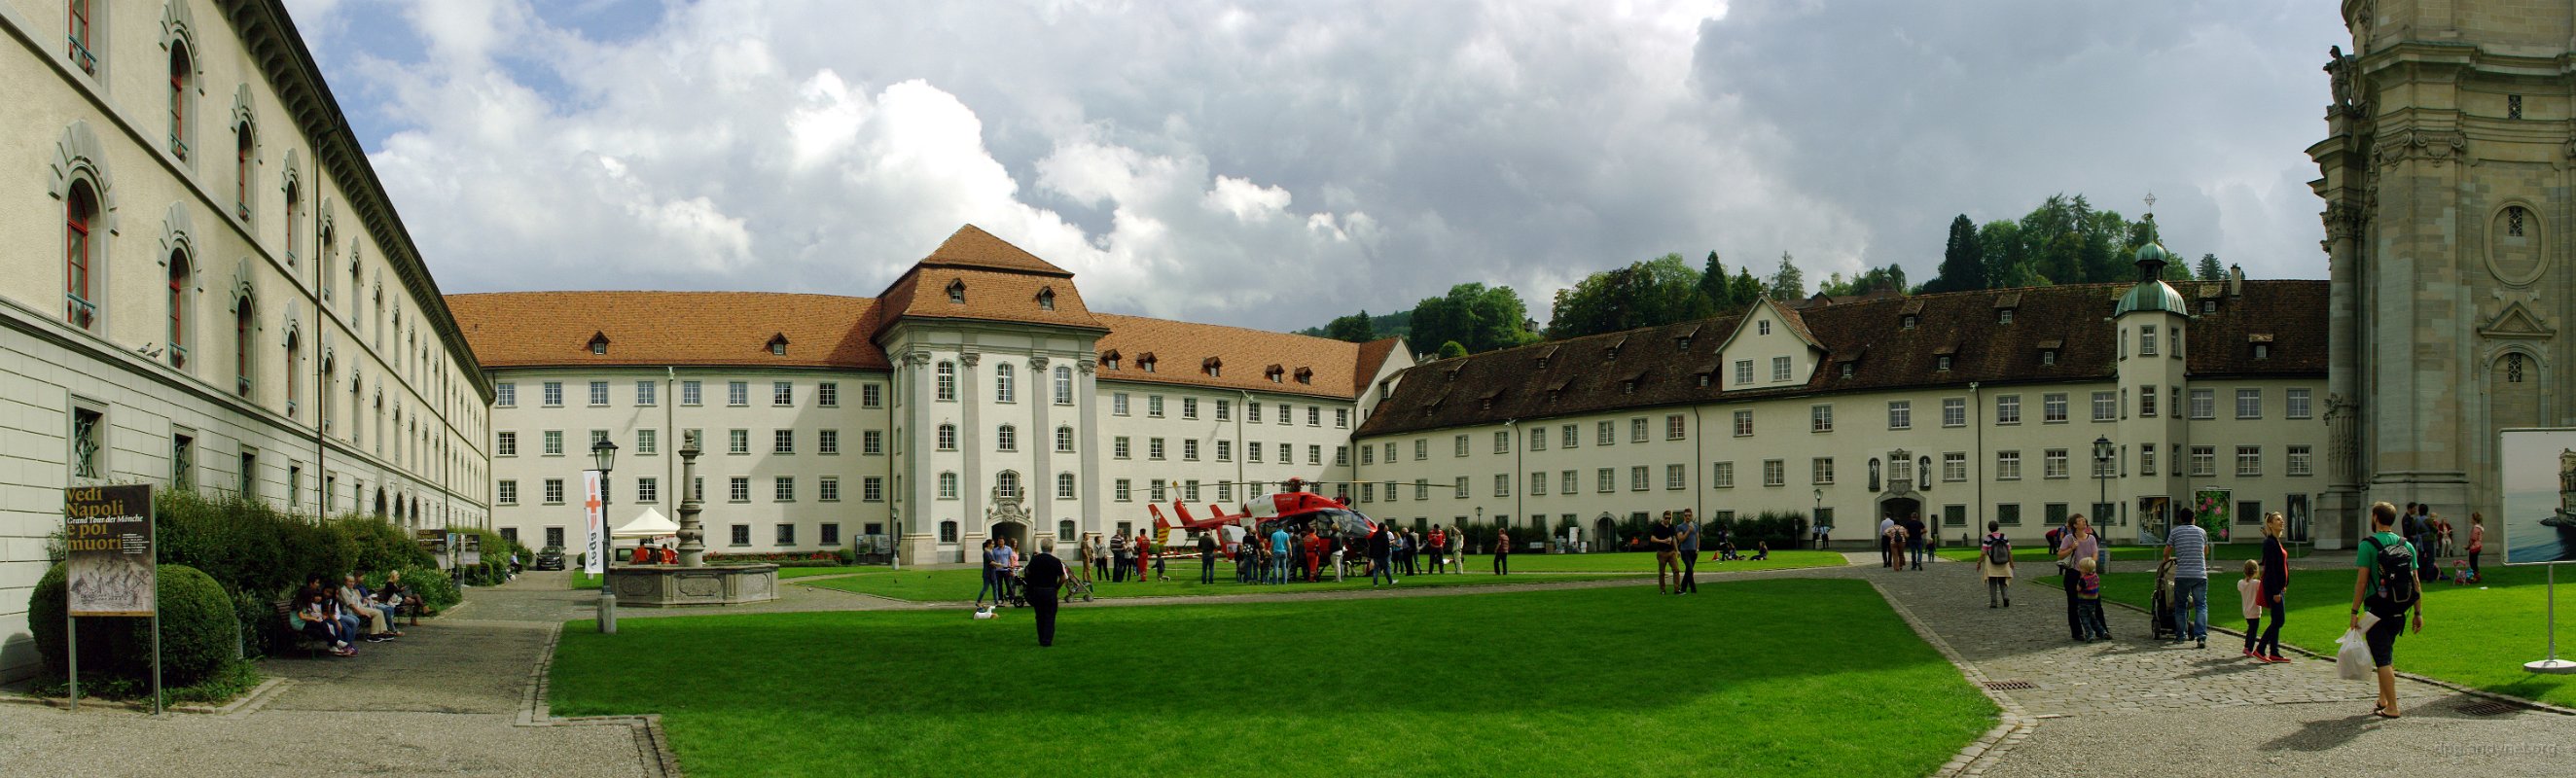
[1355, 280, 2327, 438]
[917, 224, 1073, 277]
[1091, 314, 1377, 400]
[1352, 336, 1404, 395]
[447, 292, 891, 370]
[874, 266, 1108, 336]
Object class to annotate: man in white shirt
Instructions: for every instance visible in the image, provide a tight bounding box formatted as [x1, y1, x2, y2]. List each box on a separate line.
[1878, 515, 1899, 568]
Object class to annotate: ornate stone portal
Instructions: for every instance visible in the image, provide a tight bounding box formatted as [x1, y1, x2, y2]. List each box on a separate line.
[606, 431, 779, 607]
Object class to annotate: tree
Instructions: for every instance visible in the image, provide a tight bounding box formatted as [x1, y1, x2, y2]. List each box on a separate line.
[2195, 254, 2226, 281]
[1767, 252, 1806, 301]
[1437, 340, 1467, 359]
[1729, 268, 1764, 310]
[1322, 311, 1376, 342]
[1926, 214, 1984, 294]
[1545, 254, 1717, 338]
[1411, 283, 1541, 355]
[1699, 251, 1743, 312]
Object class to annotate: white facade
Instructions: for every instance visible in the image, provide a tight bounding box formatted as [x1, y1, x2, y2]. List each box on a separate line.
[1, 0, 492, 681]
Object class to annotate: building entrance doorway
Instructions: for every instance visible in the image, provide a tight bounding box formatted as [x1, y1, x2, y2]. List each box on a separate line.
[990, 520, 1029, 551]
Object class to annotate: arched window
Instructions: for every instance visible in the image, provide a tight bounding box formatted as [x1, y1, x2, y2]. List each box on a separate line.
[1057, 519, 1076, 541]
[167, 42, 190, 159]
[1054, 365, 1073, 405]
[2509, 352, 2525, 383]
[995, 362, 1016, 403]
[64, 181, 96, 329]
[167, 250, 190, 368]
[939, 520, 959, 543]
[1055, 425, 1074, 452]
[233, 122, 253, 218]
[1055, 473, 1076, 499]
[936, 361, 955, 401]
[937, 423, 957, 451]
[939, 471, 959, 499]
[283, 331, 300, 415]
[996, 424, 1018, 451]
[282, 178, 299, 264]
[996, 471, 1021, 500]
[233, 300, 254, 397]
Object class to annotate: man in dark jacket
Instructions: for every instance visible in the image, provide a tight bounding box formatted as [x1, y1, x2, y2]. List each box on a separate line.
[1023, 538, 1069, 647]
[1368, 524, 1396, 586]
[1196, 530, 1219, 584]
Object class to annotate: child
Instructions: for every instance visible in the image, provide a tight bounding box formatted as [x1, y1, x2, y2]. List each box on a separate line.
[2236, 559, 2265, 659]
[1750, 542, 1770, 561]
[2451, 560, 2474, 584]
[2076, 556, 2110, 641]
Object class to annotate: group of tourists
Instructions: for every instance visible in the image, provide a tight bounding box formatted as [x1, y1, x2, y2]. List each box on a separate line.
[627, 543, 676, 565]
[1878, 513, 1930, 571]
[1641, 511, 1702, 594]
[1083, 530, 1162, 584]
[2395, 502, 2483, 584]
[290, 571, 422, 657]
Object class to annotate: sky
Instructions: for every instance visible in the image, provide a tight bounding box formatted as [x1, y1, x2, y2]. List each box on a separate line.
[279, 0, 2350, 333]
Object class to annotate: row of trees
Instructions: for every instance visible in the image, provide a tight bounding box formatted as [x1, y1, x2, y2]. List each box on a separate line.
[1307, 194, 2232, 355]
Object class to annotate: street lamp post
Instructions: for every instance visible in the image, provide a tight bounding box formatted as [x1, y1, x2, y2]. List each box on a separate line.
[591, 437, 620, 634]
[2092, 435, 2114, 537]
[1812, 487, 1825, 549]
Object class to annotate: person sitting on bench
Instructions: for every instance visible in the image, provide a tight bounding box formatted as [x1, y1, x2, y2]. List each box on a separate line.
[297, 590, 356, 656]
[376, 571, 427, 624]
[339, 575, 399, 642]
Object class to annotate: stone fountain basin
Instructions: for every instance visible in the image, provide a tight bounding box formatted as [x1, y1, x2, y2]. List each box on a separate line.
[603, 563, 780, 607]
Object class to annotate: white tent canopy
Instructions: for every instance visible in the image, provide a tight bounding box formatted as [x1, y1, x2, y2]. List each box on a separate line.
[613, 507, 679, 539]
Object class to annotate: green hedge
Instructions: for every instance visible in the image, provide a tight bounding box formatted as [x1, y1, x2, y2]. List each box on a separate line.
[1715, 512, 1810, 552]
[143, 489, 476, 657]
[27, 563, 239, 689]
[368, 567, 459, 611]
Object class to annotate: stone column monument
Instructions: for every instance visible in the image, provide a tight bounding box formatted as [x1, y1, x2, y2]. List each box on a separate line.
[677, 430, 706, 567]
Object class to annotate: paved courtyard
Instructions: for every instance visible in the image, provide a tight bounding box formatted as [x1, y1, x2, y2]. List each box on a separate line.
[1, 557, 2568, 776]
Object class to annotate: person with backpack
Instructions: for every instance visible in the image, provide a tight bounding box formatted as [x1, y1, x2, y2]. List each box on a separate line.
[2350, 502, 2426, 719]
[1978, 520, 2015, 608]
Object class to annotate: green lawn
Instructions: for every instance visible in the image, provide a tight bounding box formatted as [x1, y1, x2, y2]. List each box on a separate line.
[571, 566, 861, 589]
[1486, 549, 1845, 573]
[1935, 543, 2309, 565]
[552, 580, 1998, 777]
[2072, 564, 2575, 708]
[801, 562, 1641, 601]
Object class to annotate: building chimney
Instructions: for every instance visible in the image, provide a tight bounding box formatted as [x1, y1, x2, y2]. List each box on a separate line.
[2227, 265, 2243, 298]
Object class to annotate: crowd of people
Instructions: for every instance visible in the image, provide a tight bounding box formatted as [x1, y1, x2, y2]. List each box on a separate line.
[290, 571, 423, 657]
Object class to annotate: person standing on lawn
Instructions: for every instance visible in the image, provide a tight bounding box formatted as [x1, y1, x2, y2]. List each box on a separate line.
[1023, 538, 1067, 647]
[2057, 514, 2098, 642]
[1878, 513, 1898, 568]
[1270, 524, 1294, 584]
[1978, 520, 2014, 608]
[2411, 503, 2440, 584]
[2467, 513, 2487, 583]
[1427, 527, 1448, 575]
[1674, 510, 1700, 594]
[1368, 523, 1396, 586]
[2351, 502, 2426, 718]
[2256, 512, 2291, 662]
[1196, 530, 1219, 584]
[973, 538, 1001, 608]
[1135, 529, 1154, 583]
[1652, 513, 1679, 592]
[2164, 516, 2212, 649]
[1494, 528, 1512, 575]
[1109, 532, 1129, 584]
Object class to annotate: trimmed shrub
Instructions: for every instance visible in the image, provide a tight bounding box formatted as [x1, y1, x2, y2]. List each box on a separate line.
[338, 515, 434, 575]
[374, 566, 460, 611]
[1717, 511, 1809, 551]
[27, 563, 240, 688]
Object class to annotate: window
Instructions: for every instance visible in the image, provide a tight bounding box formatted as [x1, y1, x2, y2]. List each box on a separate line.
[729, 429, 749, 455]
[1455, 434, 1471, 457]
[1771, 356, 1792, 382]
[774, 477, 798, 502]
[1734, 360, 1753, 386]
[1360, 442, 1373, 464]
[817, 429, 839, 455]
[1182, 397, 1198, 419]
[1665, 464, 1687, 490]
[1494, 430, 1512, 454]
[1056, 473, 1076, 499]
[815, 381, 837, 407]
[1495, 474, 1512, 497]
[1245, 402, 1258, 423]
[635, 380, 658, 407]
[543, 526, 565, 548]
[1811, 457, 1835, 485]
[496, 383, 517, 407]
[2043, 393, 2067, 423]
[1148, 396, 1164, 417]
[1308, 445, 1322, 465]
[1665, 414, 1686, 440]
[2189, 388, 2215, 419]
[2288, 445, 2313, 477]
[2044, 449, 2068, 478]
[1113, 478, 1131, 501]
[497, 431, 518, 456]
[544, 478, 565, 504]
[1149, 438, 1165, 460]
[1049, 366, 1073, 406]
[2093, 448, 2116, 477]
[2093, 391, 2116, 422]
[1307, 407, 1321, 426]
[2236, 446, 2262, 477]
[728, 381, 749, 406]
[2141, 445, 2157, 476]
[2139, 325, 2159, 356]
[2190, 446, 2216, 477]
[543, 430, 564, 456]
[852, 477, 876, 502]
[1762, 459, 1786, 487]
[1812, 405, 1835, 433]
[940, 472, 959, 499]
[637, 477, 659, 504]
[498, 480, 519, 505]
[1563, 470, 1582, 493]
[1937, 355, 1952, 371]
[1245, 441, 1259, 463]
[1942, 398, 1966, 427]
[1414, 479, 1431, 500]
[233, 122, 253, 218]
[637, 429, 658, 455]
[862, 383, 883, 408]
[1888, 401, 1912, 430]
[936, 424, 957, 451]
[994, 364, 1015, 403]
[1994, 395, 2021, 425]
[1112, 393, 1129, 415]
[1995, 451, 2022, 480]
[823, 524, 842, 545]
[1182, 439, 1199, 461]
[1596, 468, 1616, 493]
[588, 380, 609, 407]
[166, 250, 192, 368]
[1055, 426, 1075, 453]
[1530, 472, 1547, 496]
[1337, 408, 1350, 429]
[1759, 320, 1772, 335]
[1151, 479, 1167, 502]
[1414, 439, 1428, 460]
[1114, 437, 1131, 459]
[167, 41, 191, 157]
[1733, 410, 1753, 437]
[936, 363, 956, 401]
[67, 0, 95, 72]
[682, 380, 701, 406]
[1561, 424, 1578, 448]
[2139, 385, 2159, 417]
[2236, 388, 2263, 419]
[728, 524, 749, 546]
[938, 522, 958, 543]
[1629, 466, 1649, 491]
[2287, 388, 2312, 419]
[1943, 451, 1967, 482]
[997, 425, 1019, 452]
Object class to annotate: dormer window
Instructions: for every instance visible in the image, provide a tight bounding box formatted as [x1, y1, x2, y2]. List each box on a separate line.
[1998, 309, 2014, 325]
[2253, 344, 2270, 360]
[1202, 356, 1222, 377]
[2201, 300, 2217, 314]
[1696, 373, 1710, 387]
[1100, 349, 1121, 371]
[588, 332, 609, 355]
[1841, 363, 1854, 379]
[946, 279, 966, 303]
[1295, 367, 1313, 384]
[1036, 287, 1056, 311]
[1267, 364, 1285, 383]
[1137, 353, 1157, 373]
[1936, 355, 1952, 371]
[2042, 350, 2057, 366]
[768, 334, 789, 356]
[1902, 315, 1917, 330]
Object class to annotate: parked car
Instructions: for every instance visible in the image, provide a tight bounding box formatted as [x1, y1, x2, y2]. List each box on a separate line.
[534, 546, 566, 571]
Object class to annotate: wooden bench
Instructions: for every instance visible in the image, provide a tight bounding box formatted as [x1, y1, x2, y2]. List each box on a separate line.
[270, 599, 335, 658]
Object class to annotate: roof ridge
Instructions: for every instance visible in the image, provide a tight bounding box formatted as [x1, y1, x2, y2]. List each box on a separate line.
[1091, 311, 1360, 348]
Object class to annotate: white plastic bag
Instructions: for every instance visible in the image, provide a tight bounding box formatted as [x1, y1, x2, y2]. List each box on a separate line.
[2335, 624, 2373, 681]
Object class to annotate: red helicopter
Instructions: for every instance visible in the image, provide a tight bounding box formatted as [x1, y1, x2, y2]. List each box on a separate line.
[1146, 478, 1381, 553]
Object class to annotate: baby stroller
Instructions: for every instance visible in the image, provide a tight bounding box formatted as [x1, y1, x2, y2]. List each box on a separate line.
[1000, 569, 1030, 608]
[2147, 557, 2179, 641]
[1062, 574, 1095, 603]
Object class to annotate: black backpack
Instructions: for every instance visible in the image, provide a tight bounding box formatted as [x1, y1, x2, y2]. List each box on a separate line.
[2367, 534, 2418, 606]
[1985, 537, 2013, 566]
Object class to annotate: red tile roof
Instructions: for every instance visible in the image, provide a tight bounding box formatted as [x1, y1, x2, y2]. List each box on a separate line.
[1091, 314, 1383, 399]
[446, 292, 891, 370]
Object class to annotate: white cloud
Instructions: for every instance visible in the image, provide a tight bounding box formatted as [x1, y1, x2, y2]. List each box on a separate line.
[285, 0, 2343, 332]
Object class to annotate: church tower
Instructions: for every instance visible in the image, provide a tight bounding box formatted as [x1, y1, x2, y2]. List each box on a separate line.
[2310, 0, 2574, 548]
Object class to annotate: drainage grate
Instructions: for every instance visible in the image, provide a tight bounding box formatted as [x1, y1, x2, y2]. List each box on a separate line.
[1984, 680, 2037, 691]
[2456, 700, 2523, 717]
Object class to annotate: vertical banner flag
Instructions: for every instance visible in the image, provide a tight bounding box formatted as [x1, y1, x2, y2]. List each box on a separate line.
[65, 485, 155, 616]
[584, 470, 606, 575]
